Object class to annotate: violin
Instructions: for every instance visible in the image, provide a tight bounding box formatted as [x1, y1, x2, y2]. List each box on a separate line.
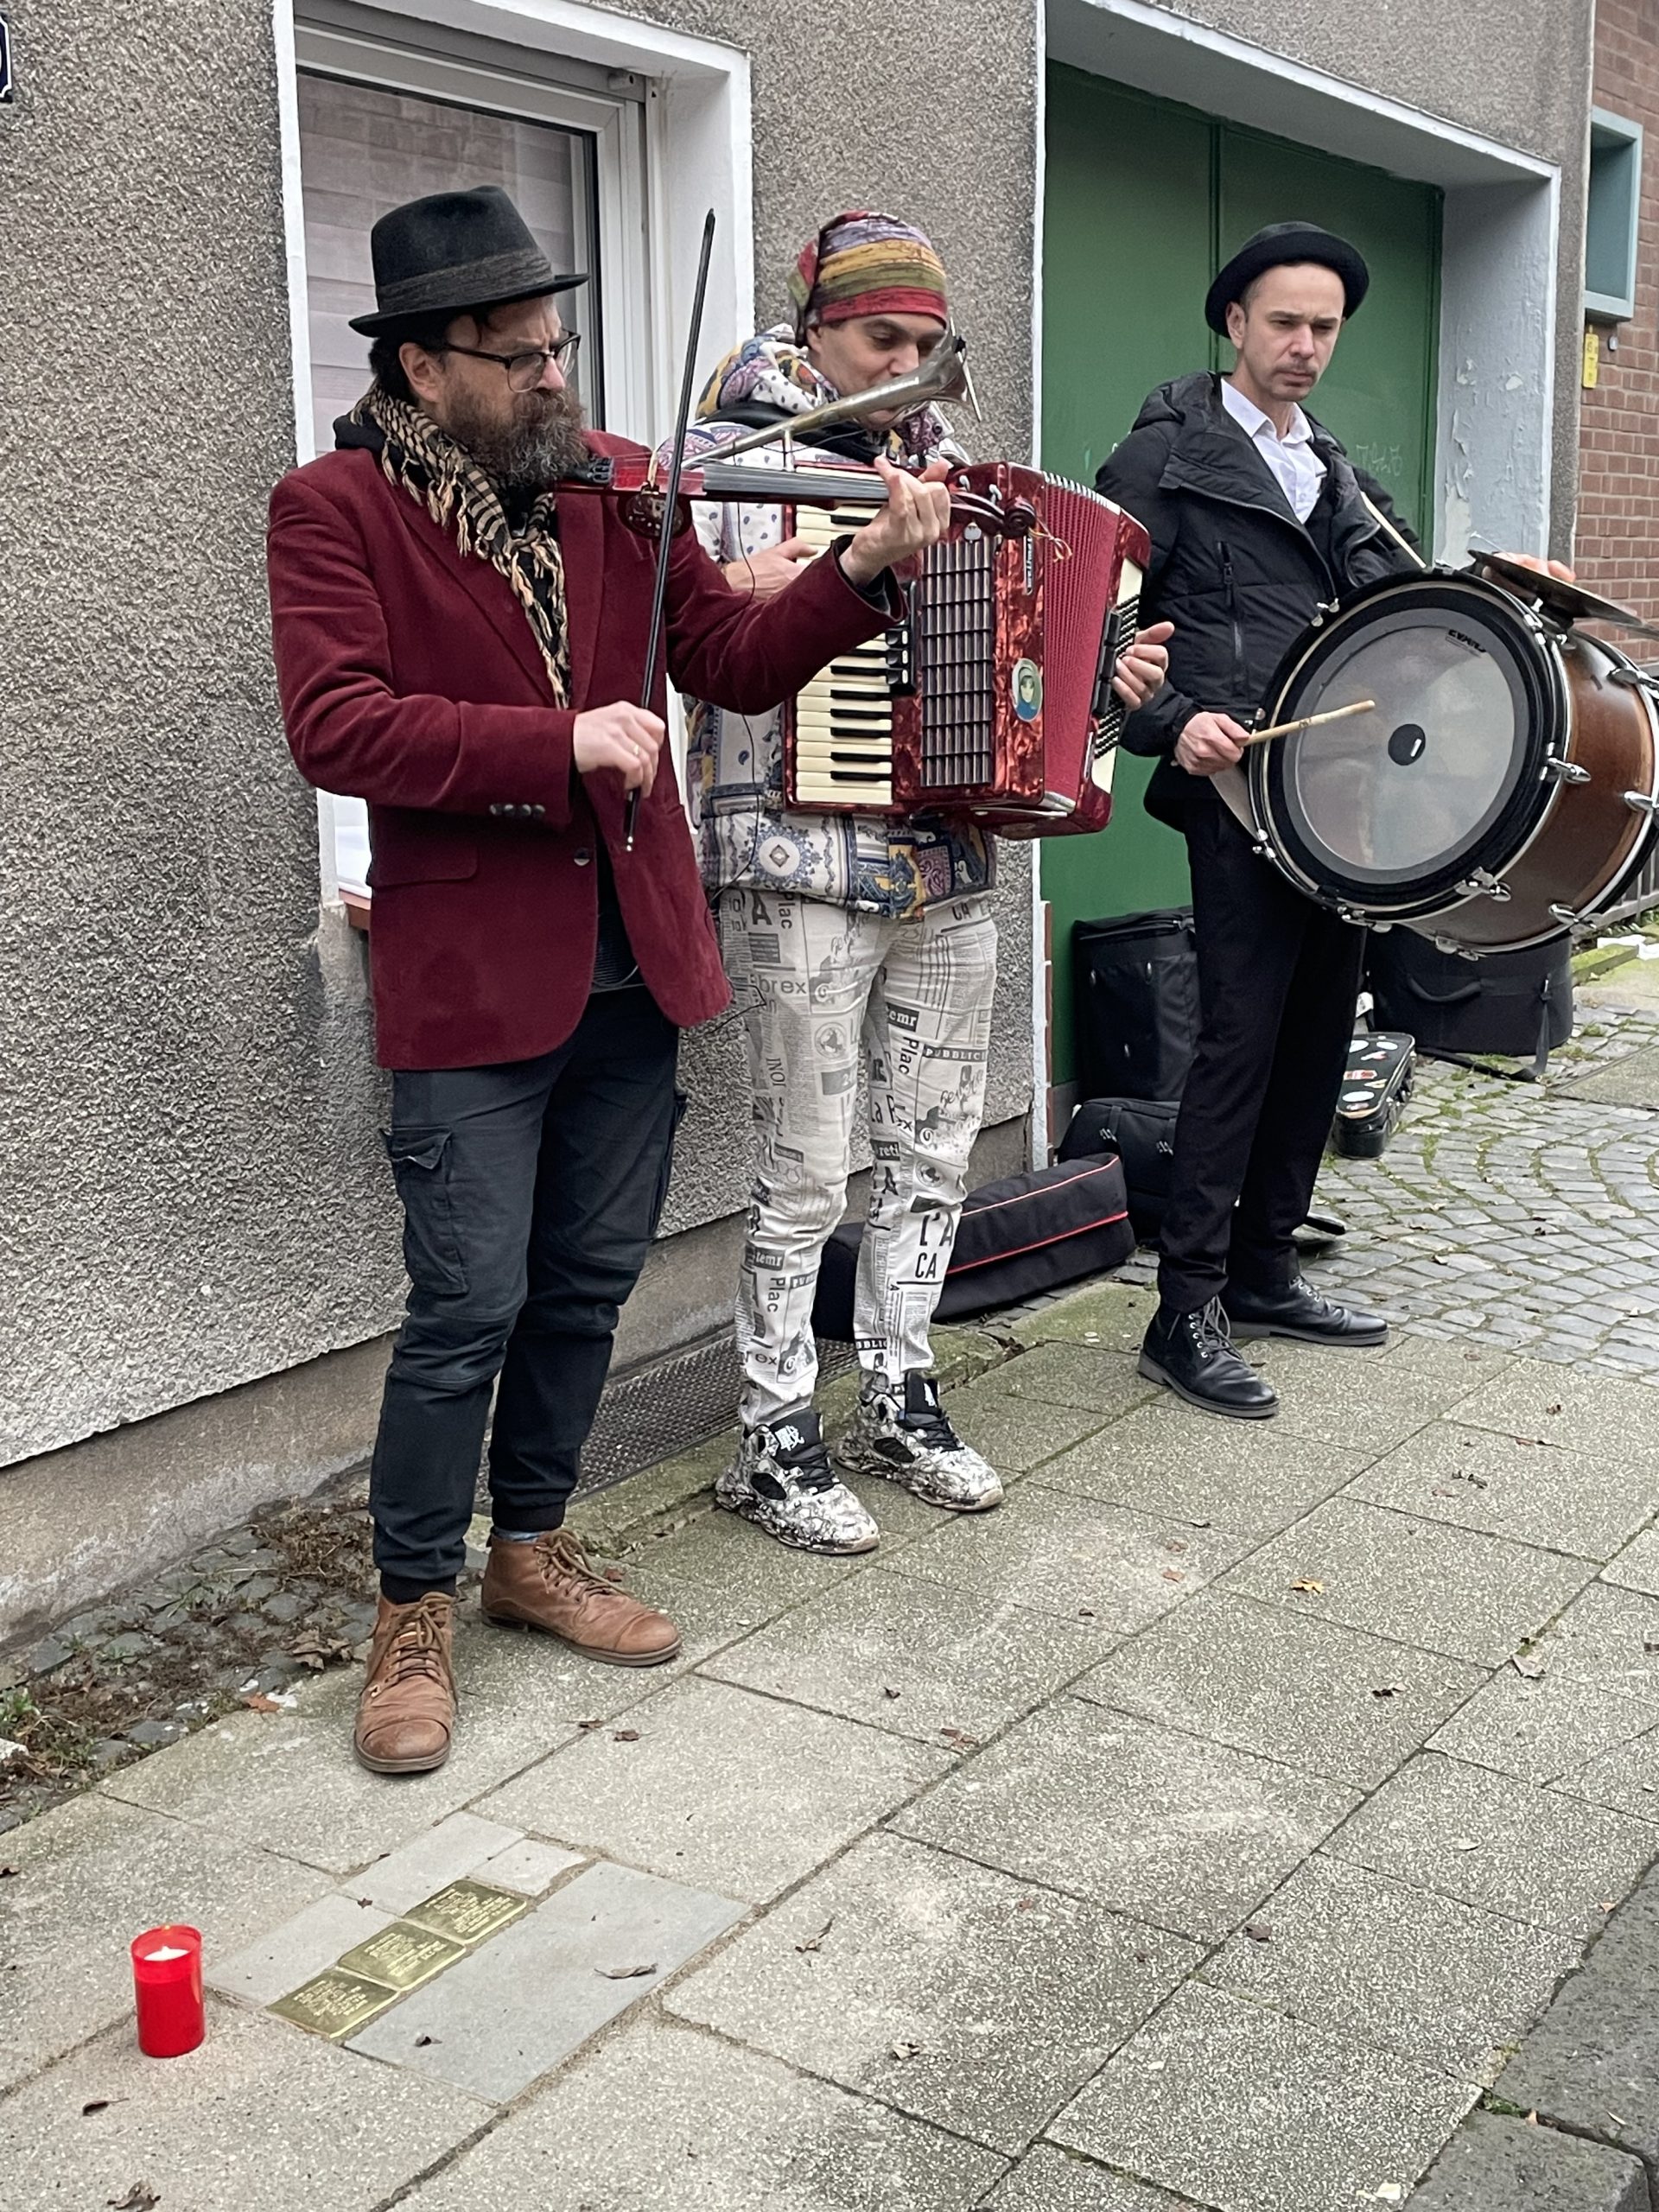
[556, 450, 1035, 542]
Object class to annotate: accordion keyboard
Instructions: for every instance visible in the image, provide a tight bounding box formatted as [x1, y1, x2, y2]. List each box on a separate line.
[786, 503, 897, 810]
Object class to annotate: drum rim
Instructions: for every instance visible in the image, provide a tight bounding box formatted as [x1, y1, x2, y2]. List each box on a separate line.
[1249, 570, 1566, 919]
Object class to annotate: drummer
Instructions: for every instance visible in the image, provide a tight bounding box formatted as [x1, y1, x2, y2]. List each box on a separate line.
[1096, 222, 1558, 1419]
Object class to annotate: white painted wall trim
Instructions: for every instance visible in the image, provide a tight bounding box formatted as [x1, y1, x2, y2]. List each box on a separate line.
[1044, 0, 1561, 559]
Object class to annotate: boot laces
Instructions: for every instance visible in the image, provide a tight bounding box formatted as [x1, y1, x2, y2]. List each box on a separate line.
[536, 1529, 621, 1599]
[1190, 1298, 1233, 1357]
[380, 1595, 449, 1690]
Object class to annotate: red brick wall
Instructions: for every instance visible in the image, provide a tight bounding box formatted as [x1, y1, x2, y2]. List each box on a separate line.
[1578, 0, 1659, 622]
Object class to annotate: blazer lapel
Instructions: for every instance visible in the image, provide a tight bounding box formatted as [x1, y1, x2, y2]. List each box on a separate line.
[388, 492, 556, 702]
[556, 490, 607, 707]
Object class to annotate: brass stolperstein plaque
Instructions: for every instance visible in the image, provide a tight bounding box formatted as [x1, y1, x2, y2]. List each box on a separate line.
[269, 1968, 404, 2041]
[336, 1921, 467, 1990]
[405, 1878, 531, 1946]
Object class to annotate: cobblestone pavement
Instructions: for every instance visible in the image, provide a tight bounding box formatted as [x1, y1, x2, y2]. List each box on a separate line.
[1114, 1001, 1659, 1385]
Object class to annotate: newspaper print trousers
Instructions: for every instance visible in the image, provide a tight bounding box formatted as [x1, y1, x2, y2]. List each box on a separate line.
[725, 889, 998, 1427]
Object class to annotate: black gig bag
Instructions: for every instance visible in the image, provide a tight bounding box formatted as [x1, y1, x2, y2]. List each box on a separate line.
[1368, 932, 1573, 1076]
[1071, 908, 1199, 1101]
[811, 1158, 1135, 1338]
[1058, 1096, 1180, 1239]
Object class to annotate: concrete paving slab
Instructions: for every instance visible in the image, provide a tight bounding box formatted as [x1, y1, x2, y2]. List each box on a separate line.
[1077, 1590, 1486, 1789]
[1249, 1332, 1510, 1452]
[1348, 1421, 1659, 1561]
[702, 1567, 1109, 1745]
[882, 1482, 1247, 1630]
[1325, 1751, 1658, 1936]
[352, 1808, 523, 1914]
[477, 1675, 952, 1902]
[893, 1699, 1358, 1942]
[102, 1691, 581, 1879]
[1034, 1398, 1367, 1539]
[665, 1831, 1200, 2156]
[1449, 1357, 1659, 1465]
[474, 1835, 583, 1896]
[1600, 1524, 1659, 1597]
[1497, 1871, 1659, 2162]
[399, 2014, 1005, 2209]
[0, 2001, 488, 2212]
[1221, 1497, 1594, 1664]
[1008, 1281, 1161, 1353]
[1427, 1666, 1659, 1787]
[979, 2145, 1201, 2209]
[1203, 1853, 1581, 2083]
[0, 1788, 329, 2090]
[969, 1340, 1161, 1418]
[207, 1889, 394, 2005]
[1533, 1579, 1659, 1694]
[931, 1373, 1116, 1475]
[1048, 1980, 1474, 2212]
[1552, 1718, 1659, 1820]
[347, 1859, 742, 2102]
[1409, 2111, 1649, 2212]
[1559, 1042, 1659, 1107]
[616, 1500, 871, 1666]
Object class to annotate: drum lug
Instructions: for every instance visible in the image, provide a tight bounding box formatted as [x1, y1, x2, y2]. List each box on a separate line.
[1455, 869, 1511, 902]
[1623, 790, 1659, 816]
[1543, 756, 1592, 785]
[1432, 935, 1481, 961]
[1548, 903, 1582, 929]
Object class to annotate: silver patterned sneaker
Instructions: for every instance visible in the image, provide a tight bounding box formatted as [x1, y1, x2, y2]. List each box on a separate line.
[716, 1407, 880, 1554]
[836, 1372, 1004, 1513]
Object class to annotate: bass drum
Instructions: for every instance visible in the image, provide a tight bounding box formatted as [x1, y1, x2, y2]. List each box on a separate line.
[1249, 570, 1659, 951]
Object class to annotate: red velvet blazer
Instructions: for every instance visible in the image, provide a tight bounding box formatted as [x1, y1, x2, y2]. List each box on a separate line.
[268, 429, 897, 1069]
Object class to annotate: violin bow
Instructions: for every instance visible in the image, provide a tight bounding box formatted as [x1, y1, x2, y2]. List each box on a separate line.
[625, 207, 716, 853]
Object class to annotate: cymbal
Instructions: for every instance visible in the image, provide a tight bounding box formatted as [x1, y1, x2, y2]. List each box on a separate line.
[1470, 545, 1659, 644]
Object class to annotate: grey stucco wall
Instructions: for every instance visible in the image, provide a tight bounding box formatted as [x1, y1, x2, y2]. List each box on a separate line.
[0, 2, 404, 1466]
[0, 0, 1038, 1467]
[1153, 0, 1594, 554]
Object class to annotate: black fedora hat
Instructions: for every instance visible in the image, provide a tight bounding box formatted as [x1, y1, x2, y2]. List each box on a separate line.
[1205, 221, 1370, 336]
[348, 185, 586, 338]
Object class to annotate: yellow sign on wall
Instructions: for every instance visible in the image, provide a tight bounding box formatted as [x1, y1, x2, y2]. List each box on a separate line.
[1584, 324, 1600, 390]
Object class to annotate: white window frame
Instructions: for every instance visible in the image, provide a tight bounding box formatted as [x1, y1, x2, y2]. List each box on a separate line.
[1586, 108, 1644, 325]
[272, 0, 753, 903]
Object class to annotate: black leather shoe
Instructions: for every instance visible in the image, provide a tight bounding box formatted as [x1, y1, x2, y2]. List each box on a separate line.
[1224, 1276, 1389, 1346]
[1138, 1299, 1279, 1420]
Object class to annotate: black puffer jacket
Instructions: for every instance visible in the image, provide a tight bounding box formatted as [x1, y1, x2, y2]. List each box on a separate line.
[1095, 372, 1421, 828]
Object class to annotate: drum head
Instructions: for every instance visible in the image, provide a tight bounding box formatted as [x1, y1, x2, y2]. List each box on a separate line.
[1252, 577, 1562, 918]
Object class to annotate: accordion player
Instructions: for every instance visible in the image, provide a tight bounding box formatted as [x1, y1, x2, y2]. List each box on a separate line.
[772, 461, 1152, 836]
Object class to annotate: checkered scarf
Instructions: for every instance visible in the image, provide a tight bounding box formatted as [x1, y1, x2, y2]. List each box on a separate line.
[350, 385, 571, 708]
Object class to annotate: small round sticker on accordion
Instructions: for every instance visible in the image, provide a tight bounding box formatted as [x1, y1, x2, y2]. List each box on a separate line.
[1012, 659, 1043, 722]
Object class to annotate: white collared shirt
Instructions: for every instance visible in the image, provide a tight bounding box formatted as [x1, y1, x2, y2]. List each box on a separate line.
[1220, 378, 1327, 524]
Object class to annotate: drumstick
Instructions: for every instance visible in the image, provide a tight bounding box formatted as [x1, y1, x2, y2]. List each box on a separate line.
[1244, 698, 1377, 747]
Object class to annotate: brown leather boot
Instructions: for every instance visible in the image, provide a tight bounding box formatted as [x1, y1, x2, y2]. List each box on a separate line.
[480, 1529, 681, 1666]
[353, 1592, 457, 1775]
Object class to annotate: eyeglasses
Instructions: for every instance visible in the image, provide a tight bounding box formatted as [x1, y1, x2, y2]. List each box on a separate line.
[435, 333, 582, 392]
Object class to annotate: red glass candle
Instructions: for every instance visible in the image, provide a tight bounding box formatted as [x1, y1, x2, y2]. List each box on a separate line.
[130, 1924, 205, 2057]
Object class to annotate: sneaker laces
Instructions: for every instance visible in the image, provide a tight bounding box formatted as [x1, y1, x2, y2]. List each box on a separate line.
[764, 1420, 836, 1494]
[899, 1391, 963, 1452]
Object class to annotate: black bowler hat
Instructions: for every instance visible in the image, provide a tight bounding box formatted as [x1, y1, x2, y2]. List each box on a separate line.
[1205, 221, 1370, 336]
[348, 185, 586, 337]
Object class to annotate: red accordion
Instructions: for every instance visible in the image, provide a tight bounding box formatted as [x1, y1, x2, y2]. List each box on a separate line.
[779, 462, 1150, 836]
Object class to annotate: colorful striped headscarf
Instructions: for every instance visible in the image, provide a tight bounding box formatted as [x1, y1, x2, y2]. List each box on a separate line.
[787, 210, 949, 338]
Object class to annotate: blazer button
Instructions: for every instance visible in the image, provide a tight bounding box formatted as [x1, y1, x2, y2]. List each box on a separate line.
[573, 849, 592, 867]
[531, 804, 546, 819]
[489, 804, 505, 817]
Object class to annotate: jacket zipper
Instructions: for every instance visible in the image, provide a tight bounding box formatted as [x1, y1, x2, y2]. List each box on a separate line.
[1220, 543, 1248, 702]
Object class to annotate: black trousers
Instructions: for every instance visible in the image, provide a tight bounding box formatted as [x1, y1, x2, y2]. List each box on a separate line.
[1156, 784, 1365, 1313]
[370, 988, 682, 1597]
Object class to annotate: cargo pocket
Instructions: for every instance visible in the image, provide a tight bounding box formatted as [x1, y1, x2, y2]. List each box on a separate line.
[647, 1090, 690, 1241]
[384, 1128, 467, 1295]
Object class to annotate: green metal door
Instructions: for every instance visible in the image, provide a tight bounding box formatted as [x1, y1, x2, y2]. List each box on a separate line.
[1039, 66, 1441, 1087]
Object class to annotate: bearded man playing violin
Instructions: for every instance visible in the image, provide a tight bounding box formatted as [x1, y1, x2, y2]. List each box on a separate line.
[267, 186, 949, 1777]
[671, 211, 1173, 1557]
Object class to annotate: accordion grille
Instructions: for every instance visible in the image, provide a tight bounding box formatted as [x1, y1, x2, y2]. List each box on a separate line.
[918, 533, 997, 788]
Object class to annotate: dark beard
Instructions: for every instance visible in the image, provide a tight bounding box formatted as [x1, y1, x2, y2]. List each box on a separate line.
[442, 385, 589, 498]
